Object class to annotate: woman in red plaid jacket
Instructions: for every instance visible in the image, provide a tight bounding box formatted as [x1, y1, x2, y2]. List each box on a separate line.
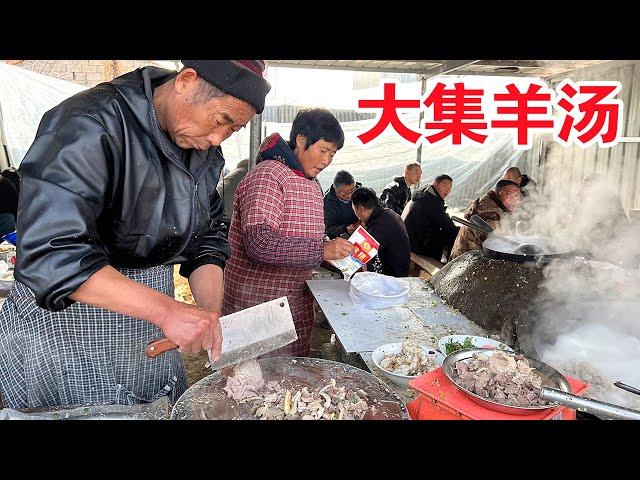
[222, 109, 354, 356]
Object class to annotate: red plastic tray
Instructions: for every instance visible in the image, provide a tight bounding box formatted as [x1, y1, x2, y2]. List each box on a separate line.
[408, 367, 589, 420]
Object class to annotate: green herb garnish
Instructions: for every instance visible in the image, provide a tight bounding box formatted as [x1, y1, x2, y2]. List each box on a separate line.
[444, 337, 475, 355]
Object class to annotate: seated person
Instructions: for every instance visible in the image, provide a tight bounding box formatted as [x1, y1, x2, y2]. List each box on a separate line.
[351, 187, 410, 277]
[449, 179, 521, 260]
[323, 170, 361, 239]
[380, 162, 422, 215]
[216, 158, 249, 226]
[402, 174, 458, 262]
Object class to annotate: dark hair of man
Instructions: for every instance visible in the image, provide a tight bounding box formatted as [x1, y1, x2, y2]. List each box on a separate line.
[290, 108, 345, 150]
[333, 170, 355, 190]
[434, 174, 452, 183]
[351, 187, 379, 210]
[405, 162, 421, 171]
[191, 78, 228, 104]
[496, 179, 520, 193]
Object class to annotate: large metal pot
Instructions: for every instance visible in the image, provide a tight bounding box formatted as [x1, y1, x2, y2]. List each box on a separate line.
[452, 215, 575, 263]
[482, 234, 575, 264]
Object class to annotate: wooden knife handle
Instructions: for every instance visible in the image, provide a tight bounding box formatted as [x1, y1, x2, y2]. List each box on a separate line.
[146, 337, 179, 358]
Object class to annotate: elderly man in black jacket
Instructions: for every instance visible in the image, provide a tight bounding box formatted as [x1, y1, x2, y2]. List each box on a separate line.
[0, 60, 271, 409]
[352, 187, 410, 277]
[379, 162, 422, 215]
[323, 170, 361, 239]
[402, 174, 458, 262]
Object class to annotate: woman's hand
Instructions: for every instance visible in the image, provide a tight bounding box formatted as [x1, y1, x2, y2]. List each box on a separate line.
[323, 237, 354, 260]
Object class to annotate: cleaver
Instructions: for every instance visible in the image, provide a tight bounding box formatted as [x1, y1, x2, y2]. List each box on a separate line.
[145, 296, 297, 370]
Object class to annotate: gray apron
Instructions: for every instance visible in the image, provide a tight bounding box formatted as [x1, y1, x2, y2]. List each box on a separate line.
[0, 265, 187, 410]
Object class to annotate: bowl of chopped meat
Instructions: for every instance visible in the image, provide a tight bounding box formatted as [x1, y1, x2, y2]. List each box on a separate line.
[372, 341, 444, 387]
[442, 348, 571, 415]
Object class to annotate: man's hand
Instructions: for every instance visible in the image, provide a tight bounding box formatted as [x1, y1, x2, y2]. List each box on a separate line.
[70, 265, 224, 359]
[323, 237, 354, 261]
[158, 303, 223, 358]
[346, 221, 361, 235]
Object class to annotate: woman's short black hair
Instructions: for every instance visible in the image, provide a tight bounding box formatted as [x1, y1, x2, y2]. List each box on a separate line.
[351, 187, 379, 210]
[289, 108, 345, 151]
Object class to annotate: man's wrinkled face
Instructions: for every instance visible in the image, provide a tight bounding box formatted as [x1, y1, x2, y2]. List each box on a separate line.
[406, 167, 422, 186]
[336, 183, 356, 202]
[166, 73, 256, 151]
[296, 136, 338, 178]
[434, 180, 452, 199]
[170, 95, 255, 150]
[500, 185, 522, 211]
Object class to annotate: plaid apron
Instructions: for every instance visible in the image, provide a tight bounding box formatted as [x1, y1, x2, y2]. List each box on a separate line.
[0, 265, 187, 410]
[222, 159, 325, 357]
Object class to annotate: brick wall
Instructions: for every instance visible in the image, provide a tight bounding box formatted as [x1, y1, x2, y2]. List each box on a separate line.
[2, 60, 176, 87]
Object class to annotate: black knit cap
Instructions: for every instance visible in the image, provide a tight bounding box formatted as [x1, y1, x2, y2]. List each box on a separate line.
[180, 60, 271, 113]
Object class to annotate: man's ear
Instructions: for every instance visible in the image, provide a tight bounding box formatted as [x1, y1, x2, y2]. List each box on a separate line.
[174, 68, 199, 94]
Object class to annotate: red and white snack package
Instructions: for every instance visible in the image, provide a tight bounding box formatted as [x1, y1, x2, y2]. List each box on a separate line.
[327, 226, 380, 280]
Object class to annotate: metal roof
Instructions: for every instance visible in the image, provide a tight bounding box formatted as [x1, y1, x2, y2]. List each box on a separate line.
[265, 60, 610, 78]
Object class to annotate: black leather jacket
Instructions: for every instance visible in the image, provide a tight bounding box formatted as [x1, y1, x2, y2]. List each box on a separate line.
[15, 67, 230, 311]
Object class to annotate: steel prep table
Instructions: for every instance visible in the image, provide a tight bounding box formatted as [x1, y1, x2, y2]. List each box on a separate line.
[307, 277, 488, 403]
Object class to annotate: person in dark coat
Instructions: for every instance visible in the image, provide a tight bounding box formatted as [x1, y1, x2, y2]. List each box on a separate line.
[352, 187, 410, 277]
[323, 170, 360, 239]
[0, 167, 20, 236]
[379, 162, 422, 215]
[402, 174, 458, 262]
[216, 157, 249, 225]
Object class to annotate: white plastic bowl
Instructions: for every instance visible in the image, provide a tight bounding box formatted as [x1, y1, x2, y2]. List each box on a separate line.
[349, 272, 410, 309]
[371, 342, 444, 387]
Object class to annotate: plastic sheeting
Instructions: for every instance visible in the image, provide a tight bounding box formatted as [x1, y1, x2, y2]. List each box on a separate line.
[0, 65, 536, 212]
[224, 77, 540, 211]
[0, 63, 86, 167]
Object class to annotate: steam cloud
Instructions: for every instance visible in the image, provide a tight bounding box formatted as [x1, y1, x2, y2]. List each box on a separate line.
[495, 166, 640, 410]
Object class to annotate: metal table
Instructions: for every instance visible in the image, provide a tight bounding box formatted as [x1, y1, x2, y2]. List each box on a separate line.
[307, 277, 487, 402]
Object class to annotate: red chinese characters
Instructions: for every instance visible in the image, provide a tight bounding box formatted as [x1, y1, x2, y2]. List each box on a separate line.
[491, 82, 555, 148]
[356, 80, 623, 149]
[423, 82, 488, 144]
[555, 80, 623, 147]
[357, 82, 421, 144]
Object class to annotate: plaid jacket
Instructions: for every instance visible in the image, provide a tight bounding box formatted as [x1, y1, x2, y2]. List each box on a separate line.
[222, 134, 325, 356]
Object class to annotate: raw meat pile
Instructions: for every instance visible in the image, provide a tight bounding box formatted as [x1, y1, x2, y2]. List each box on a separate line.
[453, 351, 549, 407]
[250, 378, 373, 420]
[223, 360, 373, 420]
[380, 341, 436, 376]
